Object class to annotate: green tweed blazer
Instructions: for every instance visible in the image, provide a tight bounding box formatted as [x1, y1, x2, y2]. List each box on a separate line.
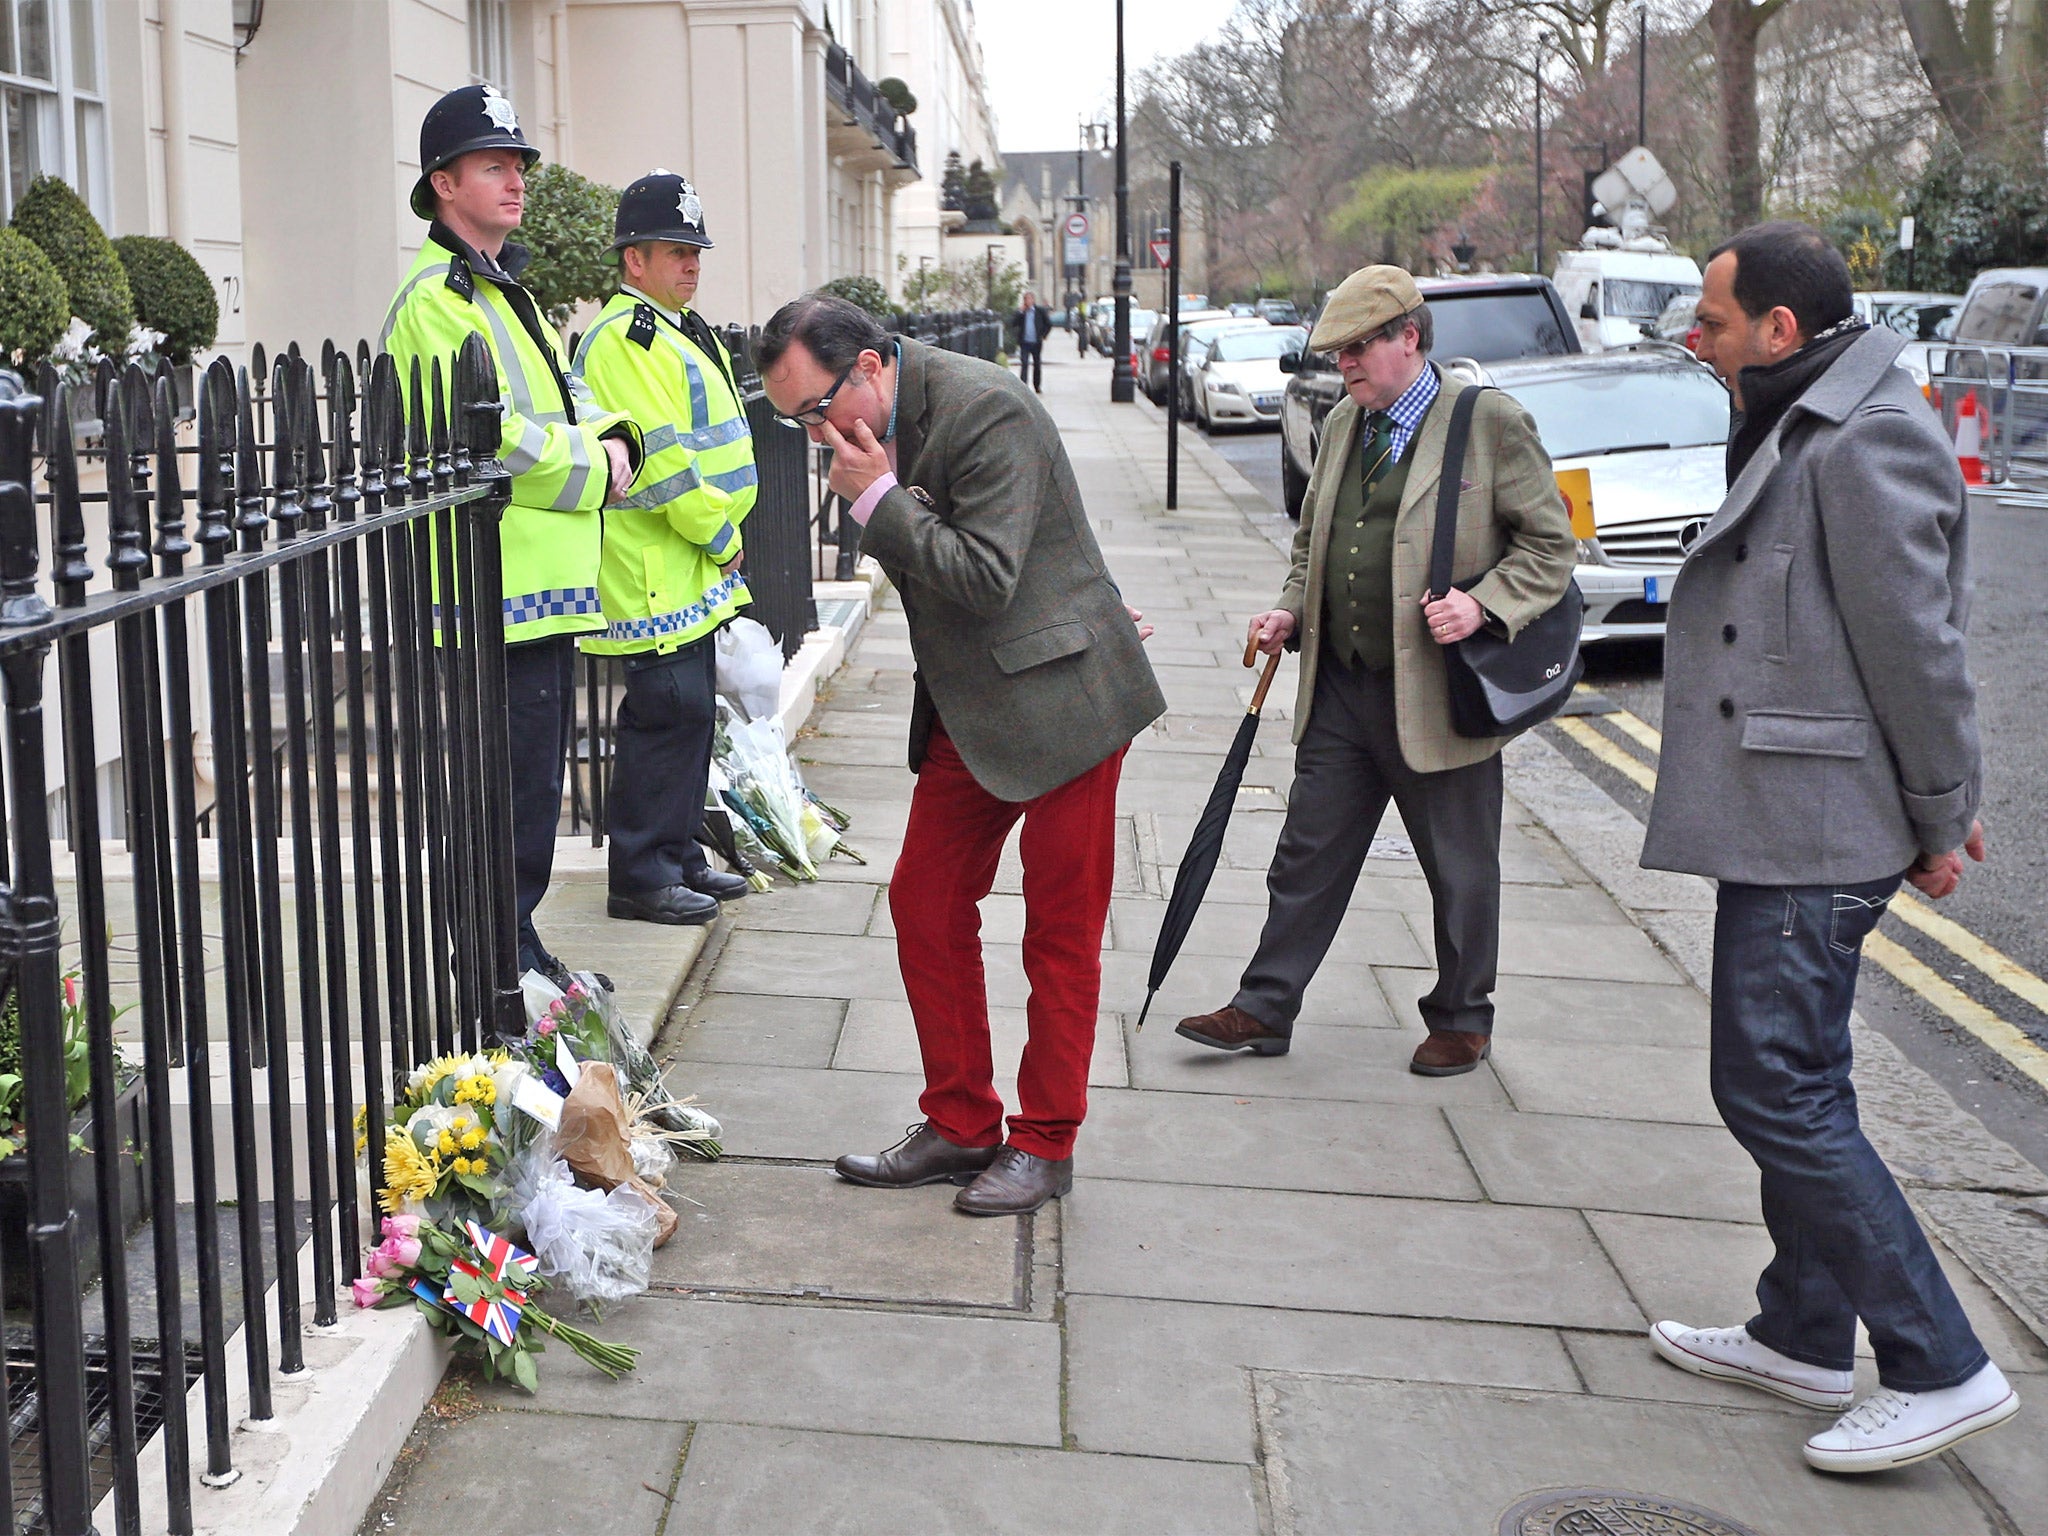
[1279, 366, 1577, 773]
[857, 339, 1166, 801]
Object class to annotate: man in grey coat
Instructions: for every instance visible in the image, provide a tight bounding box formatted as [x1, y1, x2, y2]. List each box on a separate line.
[1641, 222, 2017, 1471]
[757, 295, 1166, 1217]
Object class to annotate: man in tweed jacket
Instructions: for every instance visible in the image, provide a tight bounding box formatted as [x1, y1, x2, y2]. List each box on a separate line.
[757, 295, 1166, 1217]
[1178, 265, 1575, 1074]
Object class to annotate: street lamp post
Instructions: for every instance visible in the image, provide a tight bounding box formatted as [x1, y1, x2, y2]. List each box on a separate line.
[1637, 4, 1649, 148]
[1534, 31, 1551, 275]
[1111, 0, 1134, 402]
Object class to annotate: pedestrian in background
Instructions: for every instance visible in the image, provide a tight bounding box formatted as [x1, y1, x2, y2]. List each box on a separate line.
[756, 295, 1164, 1216]
[382, 84, 641, 987]
[1641, 220, 2017, 1471]
[1177, 265, 1575, 1074]
[573, 170, 756, 928]
[1012, 290, 1049, 393]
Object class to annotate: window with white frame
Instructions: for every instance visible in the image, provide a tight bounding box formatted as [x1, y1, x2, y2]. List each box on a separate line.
[468, 0, 512, 89]
[1, 0, 108, 222]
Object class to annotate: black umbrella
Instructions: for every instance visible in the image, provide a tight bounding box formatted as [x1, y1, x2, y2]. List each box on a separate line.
[1136, 639, 1284, 1029]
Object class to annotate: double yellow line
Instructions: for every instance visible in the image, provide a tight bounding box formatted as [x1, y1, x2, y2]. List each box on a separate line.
[1553, 702, 2048, 1094]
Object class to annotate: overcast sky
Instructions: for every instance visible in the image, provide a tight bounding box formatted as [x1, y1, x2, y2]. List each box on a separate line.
[975, 0, 1240, 153]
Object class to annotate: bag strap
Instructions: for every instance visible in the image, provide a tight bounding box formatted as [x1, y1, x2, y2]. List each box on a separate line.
[1427, 384, 1486, 601]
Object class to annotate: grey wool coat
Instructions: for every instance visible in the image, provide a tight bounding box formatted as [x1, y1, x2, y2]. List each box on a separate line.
[1280, 368, 1578, 773]
[855, 338, 1166, 801]
[1642, 326, 1980, 886]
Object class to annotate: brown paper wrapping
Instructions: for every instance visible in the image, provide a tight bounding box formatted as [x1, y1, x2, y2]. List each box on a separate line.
[557, 1062, 678, 1247]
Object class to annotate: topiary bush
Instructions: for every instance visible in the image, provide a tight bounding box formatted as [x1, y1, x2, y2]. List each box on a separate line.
[818, 275, 894, 319]
[10, 175, 134, 352]
[0, 227, 70, 368]
[113, 234, 219, 364]
[516, 162, 622, 327]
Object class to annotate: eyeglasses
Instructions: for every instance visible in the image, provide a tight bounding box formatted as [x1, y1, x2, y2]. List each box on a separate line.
[773, 361, 857, 429]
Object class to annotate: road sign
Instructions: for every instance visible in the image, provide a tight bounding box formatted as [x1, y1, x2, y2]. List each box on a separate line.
[1064, 212, 1089, 238]
[1064, 212, 1091, 269]
[1148, 237, 1173, 269]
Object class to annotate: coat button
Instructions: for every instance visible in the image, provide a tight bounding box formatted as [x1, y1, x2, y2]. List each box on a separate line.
[1734, 543, 1748, 562]
[1719, 697, 1735, 718]
[1722, 624, 1737, 643]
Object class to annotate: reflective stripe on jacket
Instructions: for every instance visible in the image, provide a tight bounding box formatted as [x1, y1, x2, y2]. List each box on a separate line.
[381, 239, 641, 643]
[572, 294, 757, 655]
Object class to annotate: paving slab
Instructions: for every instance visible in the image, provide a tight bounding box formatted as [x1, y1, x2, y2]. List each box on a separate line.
[1448, 1108, 1761, 1223]
[666, 1060, 929, 1160]
[1067, 1295, 1579, 1462]
[656, 1161, 1024, 1306]
[1064, 1179, 1642, 1330]
[709, 929, 914, 1002]
[1078, 1088, 1482, 1199]
[1376, 967, 1711, 1046]
[489, 1296, 1061, 1444]
[724, 879, 881, 936]
[1490, 1038, 1720, 1124]
[833, 996, 1129, 1088]
[376, 1408, 683, 1536]
[1256, 1374, 2003, 1536]
[1108, 896, 1428, 968]
[868, 890, 1114, 950]
[1100, 947, 1398, 1030]
[668, 1423, 1259, 1536]
[1435, 915, 1689, 984]
[1124, 1018, 1511, 1105]
[670, 991, 847, 1069]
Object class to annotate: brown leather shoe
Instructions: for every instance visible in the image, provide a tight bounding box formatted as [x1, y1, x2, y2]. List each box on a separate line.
[1175, 1004, 1290, 1056]
[1408, 1029, 1492, 1076]
[834, 1123, 1000, 1188]
[954, 1146, 1074, 1216]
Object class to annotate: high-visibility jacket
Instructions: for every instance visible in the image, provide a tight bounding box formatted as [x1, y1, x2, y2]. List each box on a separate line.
[572, 292, 757, 655]
[380, 228, 642, 645]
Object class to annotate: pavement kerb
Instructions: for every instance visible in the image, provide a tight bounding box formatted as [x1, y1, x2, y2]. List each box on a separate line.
[129, 559, 890, 1536]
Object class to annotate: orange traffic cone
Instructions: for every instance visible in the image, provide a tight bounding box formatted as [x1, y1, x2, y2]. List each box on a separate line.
[1954, 389, 1985, 485]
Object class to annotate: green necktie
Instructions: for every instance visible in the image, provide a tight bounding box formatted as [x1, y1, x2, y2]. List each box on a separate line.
[1362, 412, 1396, 494]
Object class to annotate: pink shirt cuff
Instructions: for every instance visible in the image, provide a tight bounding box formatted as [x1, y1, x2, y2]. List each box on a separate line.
[845, 472, 897, 527]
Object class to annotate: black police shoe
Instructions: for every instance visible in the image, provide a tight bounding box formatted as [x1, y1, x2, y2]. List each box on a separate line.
[683, 867, 751, 901]
[607, 884, 719, 926]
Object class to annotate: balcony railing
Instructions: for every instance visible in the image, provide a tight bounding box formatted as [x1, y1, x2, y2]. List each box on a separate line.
[824, 40, 917, 175]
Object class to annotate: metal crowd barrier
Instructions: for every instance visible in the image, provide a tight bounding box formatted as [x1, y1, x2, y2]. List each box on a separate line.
[0, 333, 517, 1533]
[1928, 342, 2048, 497]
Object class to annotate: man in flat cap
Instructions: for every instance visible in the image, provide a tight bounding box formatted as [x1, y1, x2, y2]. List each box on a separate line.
[1178, 265, 1575, 1073]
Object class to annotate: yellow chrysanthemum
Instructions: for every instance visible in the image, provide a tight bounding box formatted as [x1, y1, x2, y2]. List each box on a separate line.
[412, 1057, 462, 1098]
[381, 1130, 438, 1214]
[460, 1127, 485, 1150]
[353, 1104, 369, 1157]
[437, 1130, 458, 1155]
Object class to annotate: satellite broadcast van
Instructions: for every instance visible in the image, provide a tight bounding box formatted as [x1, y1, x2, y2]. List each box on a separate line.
[1549, 147, 1703, 353]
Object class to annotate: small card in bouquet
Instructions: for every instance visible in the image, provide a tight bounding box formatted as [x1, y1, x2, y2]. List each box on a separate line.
[513, 1074, 566, 1130]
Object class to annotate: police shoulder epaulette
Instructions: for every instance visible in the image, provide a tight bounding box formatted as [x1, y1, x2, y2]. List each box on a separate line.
[627, 304, 659, 349]
[444, 258, 476, 302]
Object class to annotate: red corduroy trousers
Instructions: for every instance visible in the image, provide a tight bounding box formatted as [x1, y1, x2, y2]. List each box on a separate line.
[888, 722, 1125, 1160]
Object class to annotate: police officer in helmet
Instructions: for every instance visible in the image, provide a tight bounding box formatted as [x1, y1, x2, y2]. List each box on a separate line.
[572, 172, 758, 924]
[382, 84, 643, 987]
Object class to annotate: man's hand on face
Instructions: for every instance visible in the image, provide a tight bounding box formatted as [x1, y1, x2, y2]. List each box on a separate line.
[1907, 819, 1986, 900]
[602, 437, 634, 503]
[821, 416, 891, 502]
[1247, 609, 1296, 655]
[1421, 587, 1484, 644]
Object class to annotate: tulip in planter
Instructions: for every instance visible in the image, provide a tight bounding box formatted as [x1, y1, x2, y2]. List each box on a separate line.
[0, 969, 149, 1309]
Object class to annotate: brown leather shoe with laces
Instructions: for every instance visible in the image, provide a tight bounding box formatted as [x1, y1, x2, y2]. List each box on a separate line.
[834, 1123, 1001, 1188]
[954, 1146, 1074, 1216]
[1408, 1029, 1492, 1076]
[1175, 1004, 1290, 1056]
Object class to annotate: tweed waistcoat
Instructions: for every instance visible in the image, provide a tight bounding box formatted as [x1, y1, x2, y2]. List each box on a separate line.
[1321, 422, 1411, 672]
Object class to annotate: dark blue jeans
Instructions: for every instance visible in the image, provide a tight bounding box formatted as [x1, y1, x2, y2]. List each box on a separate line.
[1711, 877, 1987, 1393]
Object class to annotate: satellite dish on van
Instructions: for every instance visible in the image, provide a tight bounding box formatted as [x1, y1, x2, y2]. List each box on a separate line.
[1592, 146, 1677, 217]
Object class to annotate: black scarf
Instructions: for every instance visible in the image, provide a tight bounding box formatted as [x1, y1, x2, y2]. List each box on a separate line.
[1726, 316, 1868, 485]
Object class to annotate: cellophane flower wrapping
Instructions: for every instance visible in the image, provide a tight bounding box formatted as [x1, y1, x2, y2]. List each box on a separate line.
[504, 1149, 663, 1306]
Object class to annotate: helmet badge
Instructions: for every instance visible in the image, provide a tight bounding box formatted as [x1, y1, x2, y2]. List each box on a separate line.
[679, 180, 704, 227]
[480, 85, 520, 134]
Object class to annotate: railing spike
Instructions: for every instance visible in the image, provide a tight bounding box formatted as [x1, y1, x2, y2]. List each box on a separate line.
[153, 374, 192, 571]
[196, 359, 235, 567]
[0, 393, 50, 630]
[235, 366, 268, 551]
[407, 354, 432, 498]
[105, 392, 148, 586]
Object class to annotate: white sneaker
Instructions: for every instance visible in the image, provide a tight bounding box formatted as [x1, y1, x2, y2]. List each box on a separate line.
[1649, 1321, 1855, 1409]
[1804, 1362, 2019, 1473]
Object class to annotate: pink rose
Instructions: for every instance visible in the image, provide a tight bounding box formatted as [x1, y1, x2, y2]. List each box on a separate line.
[351, 1276, 385, 1308]
[63, 974, 79, 1009]
[364, 1246, 394, 1279]
[535, 1017, 557, 1037]
[385, 1234, 422, 1269]
[381, 1213, 422, 1241]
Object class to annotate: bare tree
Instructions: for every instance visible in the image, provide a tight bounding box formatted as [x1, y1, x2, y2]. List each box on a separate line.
[1896, 0, 2048, 165]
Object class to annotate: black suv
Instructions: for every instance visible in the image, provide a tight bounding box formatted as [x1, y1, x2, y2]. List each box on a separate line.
[1277, 273, 1580, 517]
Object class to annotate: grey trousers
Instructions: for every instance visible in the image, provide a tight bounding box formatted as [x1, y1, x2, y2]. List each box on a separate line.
[1232, 651, 1502, 1036]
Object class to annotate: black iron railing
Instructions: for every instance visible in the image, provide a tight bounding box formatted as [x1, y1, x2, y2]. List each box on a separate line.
[0, 331, 517, 1534]
[823, 41, 918, 173]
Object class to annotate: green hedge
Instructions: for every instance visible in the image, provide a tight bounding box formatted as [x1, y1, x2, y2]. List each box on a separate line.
[113, 234, 219, 364]
[0, 227, 70, 367]
[818, 275, 895, 319]
[10, 175, 133, 352]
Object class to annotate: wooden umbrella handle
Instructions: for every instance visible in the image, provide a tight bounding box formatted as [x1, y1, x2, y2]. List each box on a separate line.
[1247, 648, 1282, 715]
[1243, 633, 1259, 669]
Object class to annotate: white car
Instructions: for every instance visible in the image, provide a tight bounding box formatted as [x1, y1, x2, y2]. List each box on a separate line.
[1853, 290, 1962, 389]
[1452, 349, 1731, 642]
[1192, 324, 1306, 429]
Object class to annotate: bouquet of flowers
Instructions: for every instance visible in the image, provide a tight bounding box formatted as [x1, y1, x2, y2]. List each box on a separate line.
[373, 1049, 534, 1228]
[351, 1213, 637, 1391]
[711, 701, 863, 882]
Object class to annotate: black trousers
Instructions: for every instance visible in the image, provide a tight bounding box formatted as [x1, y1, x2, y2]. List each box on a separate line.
[606, 636, 717, 896]
[505, 633, 576, 971]
[1232, 650, 1503, 1036]
[1018, 340, 1043, 390]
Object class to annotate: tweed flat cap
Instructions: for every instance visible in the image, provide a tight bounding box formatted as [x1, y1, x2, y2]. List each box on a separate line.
[1308, 265, 1424, 352]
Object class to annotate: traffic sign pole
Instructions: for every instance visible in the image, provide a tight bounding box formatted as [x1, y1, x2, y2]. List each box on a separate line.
[1166, 162, 1181, 511]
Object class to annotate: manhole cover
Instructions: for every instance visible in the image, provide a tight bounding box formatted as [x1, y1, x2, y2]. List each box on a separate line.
[1499, 1488, 1763, 1536]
